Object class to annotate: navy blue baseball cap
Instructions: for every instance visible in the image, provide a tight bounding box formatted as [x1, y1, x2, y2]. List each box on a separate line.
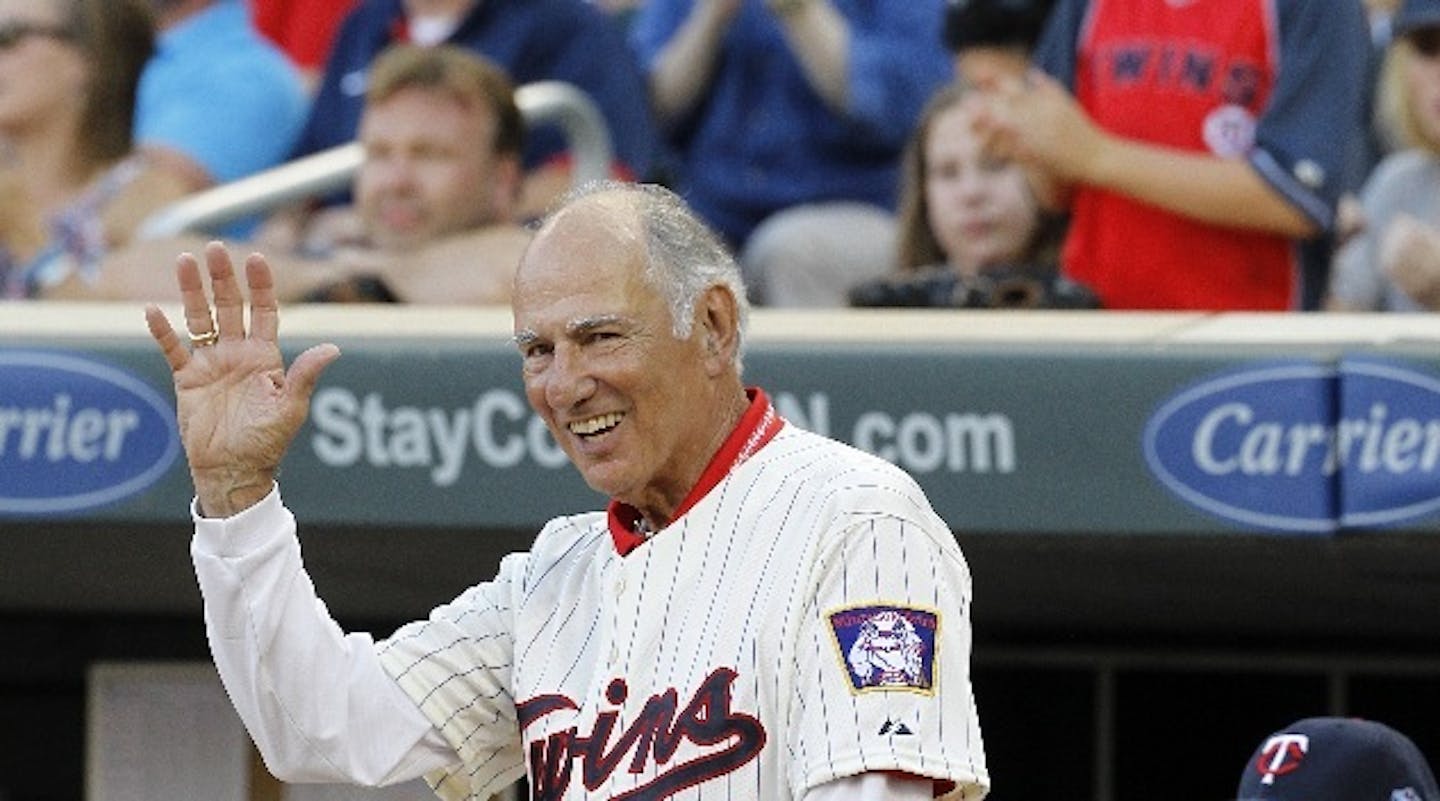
[1236, 717, 1439, 801]
[1395, 0, 1440, 38]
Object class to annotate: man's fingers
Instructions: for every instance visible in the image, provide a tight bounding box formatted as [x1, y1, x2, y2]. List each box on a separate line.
[286, 343, 341, 407]
[177, 252, 216, 339]
[145, 304, 189, 373]
[247, 252, 280, 343]
[206, 241, 246, 342]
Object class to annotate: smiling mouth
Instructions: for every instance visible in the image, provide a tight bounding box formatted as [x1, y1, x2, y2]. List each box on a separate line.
[569, 412, 624, 437]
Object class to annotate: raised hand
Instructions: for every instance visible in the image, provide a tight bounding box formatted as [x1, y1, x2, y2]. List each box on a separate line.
[1381, 214, 1440, 310]
[973, 70, 1105, 188]
[145, 242, 340, 517]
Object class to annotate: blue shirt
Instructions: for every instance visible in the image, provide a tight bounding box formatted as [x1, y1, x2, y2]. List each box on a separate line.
[295, 0, 661, 182]
[630, 0, 951, 245]
[135, 0, 309, 185]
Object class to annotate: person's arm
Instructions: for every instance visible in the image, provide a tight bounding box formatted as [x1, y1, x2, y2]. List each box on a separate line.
[768, 0, 849, 113]
[362, 225, 533, 305]
[777, 0, 950, 141]
[97, 158, 203, 243]
[646, 0, 741, 124]
[791, 477, 988, 799]
[143, 243, 458, 781]
[75, 236, 349, 302]
[806, 772, 934, 800]
[191, 486, 456, 783]
[982, 71, 1316, 238]
[135, 146, 214, 195]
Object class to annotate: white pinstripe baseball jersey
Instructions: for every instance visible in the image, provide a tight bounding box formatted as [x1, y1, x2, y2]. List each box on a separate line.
[376, 392, 989, 800]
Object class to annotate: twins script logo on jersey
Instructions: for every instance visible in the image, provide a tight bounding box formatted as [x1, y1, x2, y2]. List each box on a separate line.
[517, 667, 766, 800]
[829, 605, 938, 694]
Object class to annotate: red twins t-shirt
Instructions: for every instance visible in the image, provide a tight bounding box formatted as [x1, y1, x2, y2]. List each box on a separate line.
[1055, 0, 1301, 310]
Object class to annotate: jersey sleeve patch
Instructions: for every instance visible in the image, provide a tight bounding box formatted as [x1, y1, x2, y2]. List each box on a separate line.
[827, 605, 939, 695]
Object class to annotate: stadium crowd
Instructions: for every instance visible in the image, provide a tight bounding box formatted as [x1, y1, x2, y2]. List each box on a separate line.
[0, 0, 1434, 311]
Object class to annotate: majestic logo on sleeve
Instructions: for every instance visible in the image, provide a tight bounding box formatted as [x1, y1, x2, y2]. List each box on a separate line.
[828, 605, 938, 694]
[517, 667, 766, 800]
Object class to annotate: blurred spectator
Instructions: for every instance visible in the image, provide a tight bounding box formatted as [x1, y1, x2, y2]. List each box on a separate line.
[1316, 0, 1395, 306]
[294, 0, 662, 217]
[0, 0, 167, 300]
[630, 0, 952, 307]
[1370, 0, 1404, 44]
[588, 0, 648, 33]
[1330, 0, 1440, 311]
[1234, 717, 1438, 801]
[136, 0, 309, 196]
[978, 0, 1368, 311]
[251, 0, 359, 90]
[848, 81, 1096, 309]
[1365, 0, 1404, 165]
[943, 0, 1055, 86]
[105, 44, 531, 304]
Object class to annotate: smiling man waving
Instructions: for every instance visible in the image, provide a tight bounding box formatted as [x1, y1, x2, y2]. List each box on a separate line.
[144, 181, 989, 801]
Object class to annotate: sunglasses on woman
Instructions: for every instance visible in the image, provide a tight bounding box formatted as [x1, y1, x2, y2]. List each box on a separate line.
[1407, 27, 1440, 60]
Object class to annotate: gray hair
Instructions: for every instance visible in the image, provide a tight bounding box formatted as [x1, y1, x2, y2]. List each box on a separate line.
[543, 180, 751, 369]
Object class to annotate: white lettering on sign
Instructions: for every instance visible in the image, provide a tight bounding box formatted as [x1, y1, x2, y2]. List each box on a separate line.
[310, 388, 1018, 486]
[0, 393, 139, 464]
[310, 387, 566, 485]
[776, 391, 1016, 474]
[1192, 401, 1440, 477]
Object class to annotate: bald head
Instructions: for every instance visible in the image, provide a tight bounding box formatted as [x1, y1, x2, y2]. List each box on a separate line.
[520, 181, 750, 357]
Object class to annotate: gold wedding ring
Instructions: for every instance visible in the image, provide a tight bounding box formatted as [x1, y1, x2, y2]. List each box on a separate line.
[188, 329, 220, 347]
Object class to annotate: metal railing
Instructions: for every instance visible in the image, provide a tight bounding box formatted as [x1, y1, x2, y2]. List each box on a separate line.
[137, 81, 615, 239]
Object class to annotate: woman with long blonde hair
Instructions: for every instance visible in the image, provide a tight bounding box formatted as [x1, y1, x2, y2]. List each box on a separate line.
[1329, 0, 1440, 310]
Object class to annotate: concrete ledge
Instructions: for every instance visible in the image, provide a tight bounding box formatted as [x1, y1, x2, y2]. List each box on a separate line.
[6, 301, 1438, 345]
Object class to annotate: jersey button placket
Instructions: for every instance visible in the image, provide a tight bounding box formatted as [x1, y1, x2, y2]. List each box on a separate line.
[609, 573, 626, 665]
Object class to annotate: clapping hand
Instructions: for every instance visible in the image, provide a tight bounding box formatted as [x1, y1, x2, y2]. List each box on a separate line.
[145, 242, 340, 517]
[1381, 214, 1440, 310]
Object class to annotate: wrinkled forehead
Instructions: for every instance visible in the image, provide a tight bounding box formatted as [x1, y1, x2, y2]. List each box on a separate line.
[520, 197, 646, 279]
[511, 199, 661, 333]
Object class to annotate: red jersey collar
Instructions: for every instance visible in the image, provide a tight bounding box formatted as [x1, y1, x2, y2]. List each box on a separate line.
[606, 388, 783, 555]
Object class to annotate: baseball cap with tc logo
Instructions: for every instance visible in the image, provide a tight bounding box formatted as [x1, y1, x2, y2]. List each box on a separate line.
[1236, 717, 1438, 801]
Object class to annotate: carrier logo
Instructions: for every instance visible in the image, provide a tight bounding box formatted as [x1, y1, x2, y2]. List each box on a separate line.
[1144, 360, 1440, 532]
[0, 351, 179, 515]
[1144, 362, 1337, 532]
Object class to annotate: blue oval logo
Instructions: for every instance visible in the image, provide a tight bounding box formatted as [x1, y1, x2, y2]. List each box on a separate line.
[1145, 359, 1440, 532]
[1337, 358, 1440, 528]
[0, 350, 179, 515]
[1143, 362, 1337, 533]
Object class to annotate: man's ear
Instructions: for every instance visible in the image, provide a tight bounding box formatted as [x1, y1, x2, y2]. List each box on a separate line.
[697, 284, 740, 373]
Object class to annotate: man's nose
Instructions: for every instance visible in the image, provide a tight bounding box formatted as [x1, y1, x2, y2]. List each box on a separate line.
[544, 344, 597, 410]
[373, 155, 416, 190]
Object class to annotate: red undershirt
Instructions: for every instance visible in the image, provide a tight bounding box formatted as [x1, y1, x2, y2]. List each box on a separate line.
[605, 387, 783, 555]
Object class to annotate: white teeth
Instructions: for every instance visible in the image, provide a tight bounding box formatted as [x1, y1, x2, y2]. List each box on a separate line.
[569, 412, 623, 436]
